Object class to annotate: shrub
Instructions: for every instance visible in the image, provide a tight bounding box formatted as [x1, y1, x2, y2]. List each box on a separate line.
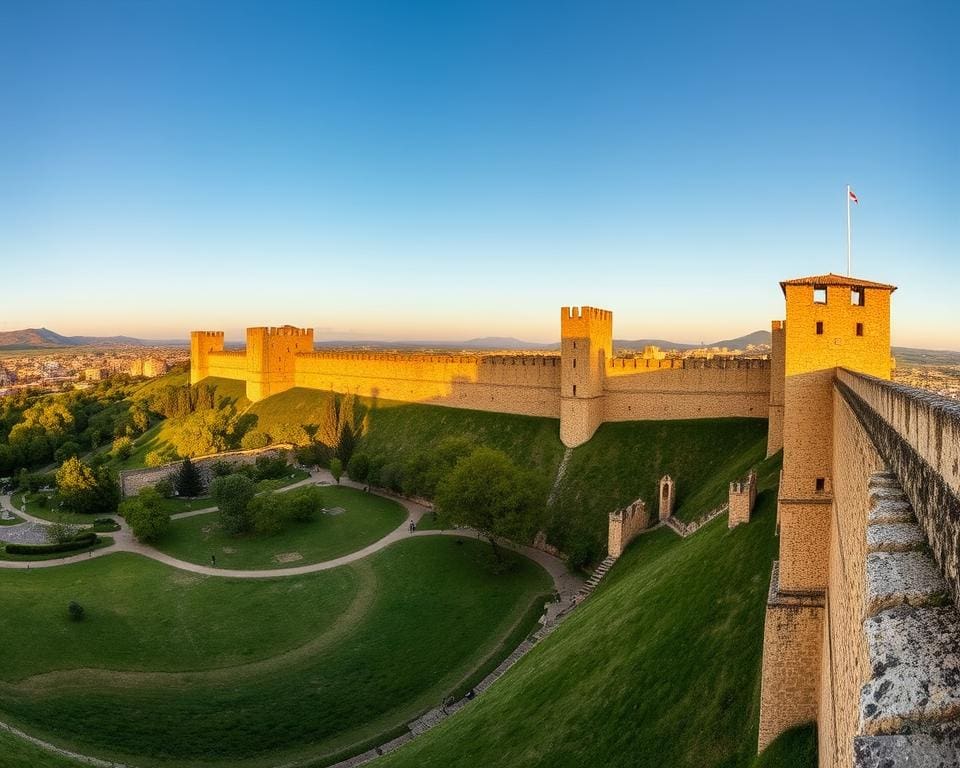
[111, 435, 134, 461]
[120, 487, 171, 543]
[46, 520, 75, 545]
[249, 495, 284, 536]
[68, 601, 85, 622]
[145, 447, 177, 467]
[254, 455, 289, 482]
[175, 457, 204, 497]
[330, 458, 343, 484]
[240, 430, 270, 450]
[153, 477, 175, 498]
[6, 531, 98, 555]
[211, 473, 256, 535]
[347, 453, 370, 483]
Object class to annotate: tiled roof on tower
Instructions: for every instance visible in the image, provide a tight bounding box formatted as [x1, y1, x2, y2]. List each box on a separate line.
[779, 273, 897, 295]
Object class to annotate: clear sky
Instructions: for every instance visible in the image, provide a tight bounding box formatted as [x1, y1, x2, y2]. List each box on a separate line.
[1, 1, 957, 348]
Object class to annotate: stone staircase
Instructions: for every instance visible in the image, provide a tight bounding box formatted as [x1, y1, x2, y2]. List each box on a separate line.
[576, 556, 616, 601]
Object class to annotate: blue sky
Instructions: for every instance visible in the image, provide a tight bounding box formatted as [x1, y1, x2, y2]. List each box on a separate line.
[1, 1, 957, 347]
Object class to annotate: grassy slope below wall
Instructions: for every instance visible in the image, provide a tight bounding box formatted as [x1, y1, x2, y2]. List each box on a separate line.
[230, 386, 768, 559]
[0, 728, 84, 768]
[548, 417, 768, 559]
[379, 455, 800, 768]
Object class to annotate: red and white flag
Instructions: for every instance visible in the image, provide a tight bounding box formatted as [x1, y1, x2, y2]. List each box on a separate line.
[849, 188, 859, 204]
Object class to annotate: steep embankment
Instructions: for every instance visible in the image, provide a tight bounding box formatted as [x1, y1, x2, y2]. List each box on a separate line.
[379, 455, 812, 768]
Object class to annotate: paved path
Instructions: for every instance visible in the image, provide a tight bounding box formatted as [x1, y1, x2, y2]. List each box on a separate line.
[0, 471, 582, 602]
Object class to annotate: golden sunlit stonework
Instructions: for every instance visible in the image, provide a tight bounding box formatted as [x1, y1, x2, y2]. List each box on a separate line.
[192, 307, 772, 449]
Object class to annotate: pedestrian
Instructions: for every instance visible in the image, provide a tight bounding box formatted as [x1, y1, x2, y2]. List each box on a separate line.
[211, 553, 216, 567]
[409, 520, 416, 534]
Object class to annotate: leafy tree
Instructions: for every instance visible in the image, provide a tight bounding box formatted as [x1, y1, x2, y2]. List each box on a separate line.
[347, 453, 370, 483]
[145, 447, 177, 467]
[68, 601, 85, 621]
[120, 487, 171, 543]
[130, 402, 151, 434]
[154, 477, 175, 498]
[240, 430, 270, 450]
[172, 405, 239, 457]
[286, 488, 318, 522]
[211, 473, 255, 535]
[175, 458, 204, 497]
[111, 435, 134, 460]
[249, 494, 284, 536]
[435, 447, 546, 562]
[330, 458, 343, 484]
[55, 457, 119, 516]
[53, 441, 82, 465]
[254, 454, 288, 481]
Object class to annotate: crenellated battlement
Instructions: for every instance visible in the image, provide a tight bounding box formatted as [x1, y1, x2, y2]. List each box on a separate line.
[190, 305, 773, 444]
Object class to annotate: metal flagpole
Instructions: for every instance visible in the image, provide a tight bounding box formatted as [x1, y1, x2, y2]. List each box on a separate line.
[846, 185, 852, 276]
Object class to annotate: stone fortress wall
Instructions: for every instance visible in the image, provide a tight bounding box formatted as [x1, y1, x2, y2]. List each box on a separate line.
[191, 308, 773, 449]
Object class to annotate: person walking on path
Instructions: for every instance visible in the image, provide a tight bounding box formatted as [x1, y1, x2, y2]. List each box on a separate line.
[408, 520, 416, 534]
[211, 553, 217, 567]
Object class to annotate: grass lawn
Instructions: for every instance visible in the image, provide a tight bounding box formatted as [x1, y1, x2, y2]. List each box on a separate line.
[0, 727, 85, 768]
[0, 537, 551, 767]
[157, 495, 215, 514]
[154, 486, 407, 569]
[9, 493, 95, 526]
[379, 454, 800, 768]
[0, 537, 114, 562]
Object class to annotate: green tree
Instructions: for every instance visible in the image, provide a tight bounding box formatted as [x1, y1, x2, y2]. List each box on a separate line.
[111, 435, 134, 461]
[435, 447, 545, 562]
[240, 430, 270, 449]
[55, 457, 119, 516]
[121, 487, 171, 543]
[330, 457, 343, 484]
[211, 473, 255, 535]
[249, 494, 284, 536]
[347, 453, 370, 483]
[175, 458, 203, 497]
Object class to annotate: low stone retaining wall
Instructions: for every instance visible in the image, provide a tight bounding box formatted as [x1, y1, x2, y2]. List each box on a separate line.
[118, 445, 295, 497]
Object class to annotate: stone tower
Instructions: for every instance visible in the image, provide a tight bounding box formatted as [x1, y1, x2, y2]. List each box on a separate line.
[758, 273, 896, 750]
[559, 306, 613, 447]
[766, 320, 785, 457]
[190, 331, 224, 385]
[245, 326, 315, 402]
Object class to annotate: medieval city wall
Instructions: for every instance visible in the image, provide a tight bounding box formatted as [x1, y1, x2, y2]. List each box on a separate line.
[205, 350, 248, 380]
[292, 352, 563, 418]
[602, 361, 770, 422]
[817, 392, 882, 768]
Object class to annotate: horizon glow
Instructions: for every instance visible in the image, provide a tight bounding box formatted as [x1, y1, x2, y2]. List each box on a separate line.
[1, 1, 957, 349]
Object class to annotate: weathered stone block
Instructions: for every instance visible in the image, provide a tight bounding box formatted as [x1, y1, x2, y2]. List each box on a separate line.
[861, 605, 960, 736]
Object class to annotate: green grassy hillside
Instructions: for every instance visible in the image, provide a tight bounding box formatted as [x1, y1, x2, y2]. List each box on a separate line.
[0, 729, 83, 768]
[379, 454, 791, 768]
[548, 417, 768, 561]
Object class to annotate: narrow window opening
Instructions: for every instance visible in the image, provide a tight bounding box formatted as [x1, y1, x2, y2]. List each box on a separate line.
[572, 359, 576, 368]
[572, 341, 577, 349]
[851, 288, 865, 306]
[813, 285, 827, 304]
[572, 384, 577, 396]
[816, 321, 824, 335]
[856, 322, 864, 337]
[815, 478, 825, 493]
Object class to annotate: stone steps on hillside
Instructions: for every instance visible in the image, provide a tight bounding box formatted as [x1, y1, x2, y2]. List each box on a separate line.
[576, 556, 617, 600]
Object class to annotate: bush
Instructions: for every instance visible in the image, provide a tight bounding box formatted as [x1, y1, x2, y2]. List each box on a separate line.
[211, 473, 256, 535]
[330, 458, 343, 484]
[145, 447, 177, 467]
[120, 487, 171, 543]
[46, 520, 75, 544]
[154, 477, 175, 498]
[347, 453, 370, 483]
[249, 495, 284, 536]
[68, 601, 85, 622]
[240, 430, 270, 450]
[6, 531, 98, 555]
[254, 454, 289, 482]
[111, 435, 134, 460]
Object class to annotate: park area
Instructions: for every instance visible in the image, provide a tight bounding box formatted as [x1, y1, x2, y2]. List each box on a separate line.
[0, 535, 552, 766]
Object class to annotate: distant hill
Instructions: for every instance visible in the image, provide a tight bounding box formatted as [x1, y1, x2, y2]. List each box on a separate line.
[892, 346, 960, 366]
[614, 330, 772, 351]
[0, 327, 186, 350]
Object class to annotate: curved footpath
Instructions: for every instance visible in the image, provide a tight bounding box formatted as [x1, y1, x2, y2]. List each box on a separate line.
[0, 470, 582, 599]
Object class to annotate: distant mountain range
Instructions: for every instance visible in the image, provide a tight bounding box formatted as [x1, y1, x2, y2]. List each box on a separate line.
[4, 327, 956, 364]
[315, 330, 774, 351]
[0, 328, 185, 350]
